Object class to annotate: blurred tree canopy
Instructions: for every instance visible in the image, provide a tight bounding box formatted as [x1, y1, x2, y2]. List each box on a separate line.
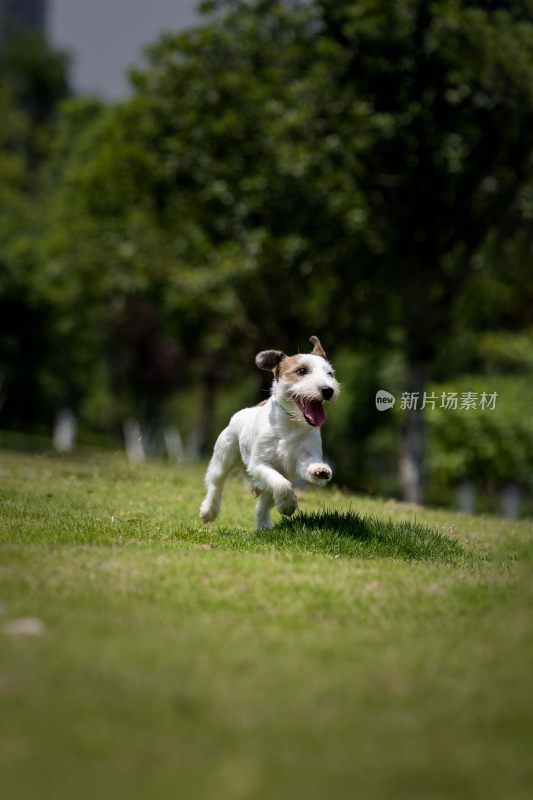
[0, 29, 70, 424]
[1, 1, 533, 502]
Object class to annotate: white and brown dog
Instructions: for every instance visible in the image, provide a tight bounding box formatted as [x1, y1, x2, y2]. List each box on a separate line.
[199, 336, 340, 529]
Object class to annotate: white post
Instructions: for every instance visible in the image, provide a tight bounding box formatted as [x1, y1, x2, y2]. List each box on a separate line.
[456, 480, 476, 514]
[164, 426, 184, 463]
[123, 419, 146, 463]
[500, 484, 522, 520]
[53, 408, 77, 453]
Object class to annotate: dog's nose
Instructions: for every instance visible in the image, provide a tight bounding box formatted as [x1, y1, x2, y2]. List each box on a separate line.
[321, 387, 334, 400]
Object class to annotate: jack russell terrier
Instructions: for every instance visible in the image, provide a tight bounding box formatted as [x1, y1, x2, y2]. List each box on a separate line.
[200, 336, 340, 529]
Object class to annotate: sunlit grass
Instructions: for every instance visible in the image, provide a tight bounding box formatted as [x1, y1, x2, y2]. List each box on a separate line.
[265, 508, 478, 563]
[1, 449, 532, 800]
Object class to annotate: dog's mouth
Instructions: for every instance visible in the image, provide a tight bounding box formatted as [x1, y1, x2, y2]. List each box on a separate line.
[294, 398, 326, 428]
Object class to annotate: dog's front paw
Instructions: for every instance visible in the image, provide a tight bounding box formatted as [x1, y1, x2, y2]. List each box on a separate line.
[199, 500, 219, 523]
[307, 463, 332, 486]
[275, 487, 298, 517]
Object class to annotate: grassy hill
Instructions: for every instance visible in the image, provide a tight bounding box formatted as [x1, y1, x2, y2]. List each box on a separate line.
[1, 449, 532, 800]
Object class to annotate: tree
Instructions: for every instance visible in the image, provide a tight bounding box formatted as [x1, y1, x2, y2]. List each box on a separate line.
[315, 0, 533, 501]
[194, 0, 533, 500]
[0, 30, 70, 426]
[44, 94, 255, 446]
[43, 0, 533, 487]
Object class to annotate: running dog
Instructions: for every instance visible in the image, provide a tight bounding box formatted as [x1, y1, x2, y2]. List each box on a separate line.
[199, 336, 340, 529]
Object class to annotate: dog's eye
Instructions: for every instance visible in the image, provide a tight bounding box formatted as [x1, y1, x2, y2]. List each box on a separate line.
[296, 367, 308, 376]
[327, 371, 335, 378]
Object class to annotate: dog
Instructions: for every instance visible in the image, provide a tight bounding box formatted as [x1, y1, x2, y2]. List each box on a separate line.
[199, 335, 340, 529]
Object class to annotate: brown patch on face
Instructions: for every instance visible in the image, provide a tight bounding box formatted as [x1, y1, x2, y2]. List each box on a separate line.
[275, 354, 307, 383]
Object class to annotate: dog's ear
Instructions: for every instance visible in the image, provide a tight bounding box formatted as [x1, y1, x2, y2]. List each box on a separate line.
[309, 336, 326, 358]
[255, 349, 286, 371]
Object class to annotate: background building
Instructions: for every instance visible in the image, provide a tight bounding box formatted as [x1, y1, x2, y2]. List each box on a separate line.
[0, 0, 47, 40]
[49, 0, 198, 99]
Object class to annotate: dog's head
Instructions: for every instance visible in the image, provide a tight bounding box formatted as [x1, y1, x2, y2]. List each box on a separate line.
[255, 336, 340, 428]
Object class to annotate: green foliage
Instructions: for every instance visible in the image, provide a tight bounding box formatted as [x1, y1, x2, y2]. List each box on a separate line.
[2, 3, 533, 499]
[427, 375, 533, 487]
[58, 0, 533, 400]
[477, 330, 533, 373]
[0, 31, 70, 426]
[0, 29, 69, 163]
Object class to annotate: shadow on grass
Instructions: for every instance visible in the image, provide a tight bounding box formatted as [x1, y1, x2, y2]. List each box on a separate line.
[253, 508, 478, 564]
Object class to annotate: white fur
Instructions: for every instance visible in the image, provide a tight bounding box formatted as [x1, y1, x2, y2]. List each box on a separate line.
[199, 352, 340, 529]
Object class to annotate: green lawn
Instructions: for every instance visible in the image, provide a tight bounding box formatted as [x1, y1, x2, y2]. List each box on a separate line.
[1, 448, 532, 800]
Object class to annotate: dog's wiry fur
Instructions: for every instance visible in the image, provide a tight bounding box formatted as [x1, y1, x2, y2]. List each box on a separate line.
[199, 336, 340, 529]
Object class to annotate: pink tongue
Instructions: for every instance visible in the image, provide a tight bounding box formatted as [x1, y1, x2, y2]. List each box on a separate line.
[304, 401, 326, 428]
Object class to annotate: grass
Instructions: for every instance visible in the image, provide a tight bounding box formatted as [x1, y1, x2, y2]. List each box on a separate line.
[267, 509, 476, 562]
[1, 448, 532, 800]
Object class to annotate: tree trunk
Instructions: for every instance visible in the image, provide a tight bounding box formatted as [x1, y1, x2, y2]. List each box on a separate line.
[400, 360, 427, 504]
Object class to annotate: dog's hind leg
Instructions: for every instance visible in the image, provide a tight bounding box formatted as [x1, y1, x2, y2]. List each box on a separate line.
[199, 426, 239, 523]
[255, 491, 274, 530]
